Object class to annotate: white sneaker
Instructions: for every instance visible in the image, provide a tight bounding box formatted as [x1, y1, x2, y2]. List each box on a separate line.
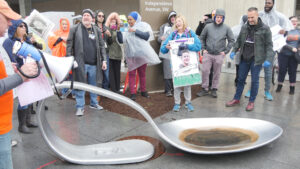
[89, 104, 103, 110]
[11, 140, 18, 147]
[76, 108, 84, 116]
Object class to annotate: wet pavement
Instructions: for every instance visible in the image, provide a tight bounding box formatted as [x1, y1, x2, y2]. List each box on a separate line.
[10, 73, 300, 169]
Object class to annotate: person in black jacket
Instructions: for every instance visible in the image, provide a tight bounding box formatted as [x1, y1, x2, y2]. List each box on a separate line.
[95, 10, 111, 90]
[67, 9, 107, 116]
[195, 13, 212, 36]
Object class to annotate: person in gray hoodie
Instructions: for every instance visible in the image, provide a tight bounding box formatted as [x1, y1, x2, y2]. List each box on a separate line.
[197, 9, 234, 98]
[157, 11, 176, 97]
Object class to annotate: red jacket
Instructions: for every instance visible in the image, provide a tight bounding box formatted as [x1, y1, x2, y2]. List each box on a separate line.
[48, 18, 70, 57]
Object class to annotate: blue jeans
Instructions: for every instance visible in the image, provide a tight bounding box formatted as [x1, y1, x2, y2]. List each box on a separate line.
[0, 132, 13, 169]
[74, 64, 98, 109]
[61, 74, 74, 95]
[102, 55, 109, 89]
[264, 64, 272, 92]
[234, 60, 262, 102]
[18, 104, 28, 110]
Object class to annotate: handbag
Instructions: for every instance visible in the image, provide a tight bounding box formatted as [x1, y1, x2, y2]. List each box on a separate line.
[295, 48, 300, 63]
[281, 45, 300, 64]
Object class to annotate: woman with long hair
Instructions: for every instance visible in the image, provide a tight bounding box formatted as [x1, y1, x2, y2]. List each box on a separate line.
[160, 15, 201, 112]
[3, 19, 41, 134]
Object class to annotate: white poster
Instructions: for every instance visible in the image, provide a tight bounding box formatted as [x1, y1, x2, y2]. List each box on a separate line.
[271, 25, 287, 51]
[169, 38, 201, 88]
[17, 72, 54, 107]
[24, 9, 55, 40]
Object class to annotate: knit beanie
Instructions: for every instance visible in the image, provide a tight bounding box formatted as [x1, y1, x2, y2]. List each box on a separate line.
[82, 9, 94, 18]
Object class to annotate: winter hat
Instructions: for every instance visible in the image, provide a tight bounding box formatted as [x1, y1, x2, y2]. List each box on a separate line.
[214, 9, 226, 24]
[242, 15, 248, 24]
[168, 11, 177, 20]
[128, 11, 138, 21]
[82, 9, 94, 18]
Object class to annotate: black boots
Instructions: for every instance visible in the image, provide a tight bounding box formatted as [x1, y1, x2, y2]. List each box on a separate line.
[130, 94, 136, 100]
[18, 106, 38, 134]
[141, 91, 150, 98]
[290, 86, 295, 95]
[276, 84, 282, 93]
[18, 109, 32, 134]
[27, 105, 38, 128]
[30, 104, 36, 114]
[276, 85, 295, 95]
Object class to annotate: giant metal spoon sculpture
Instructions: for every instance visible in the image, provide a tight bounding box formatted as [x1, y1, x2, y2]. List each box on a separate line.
[37, 81, 283, 165]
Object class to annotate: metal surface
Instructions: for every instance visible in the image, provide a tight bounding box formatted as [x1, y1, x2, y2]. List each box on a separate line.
[38, 82, 283, 165]
[158, 118, 283, 154]
[37, 82, 154, 165]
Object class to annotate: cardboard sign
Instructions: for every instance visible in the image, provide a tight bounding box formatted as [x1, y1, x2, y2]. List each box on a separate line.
[169, 38, 201, 88]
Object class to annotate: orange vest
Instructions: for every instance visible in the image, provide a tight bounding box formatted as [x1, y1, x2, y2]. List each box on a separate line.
[0, 56, 14, 135]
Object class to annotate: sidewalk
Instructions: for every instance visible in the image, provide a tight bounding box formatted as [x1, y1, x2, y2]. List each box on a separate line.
[10, 73, 300, 169]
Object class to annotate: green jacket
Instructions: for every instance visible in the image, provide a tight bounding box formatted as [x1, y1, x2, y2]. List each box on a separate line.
[233, 18, 274, 65]
[107, 29, 123, 60]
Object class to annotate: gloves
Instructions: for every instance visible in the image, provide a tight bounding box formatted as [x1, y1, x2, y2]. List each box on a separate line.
[73, 61, 78, 68]
[263, 61, 271, 67]
[230, 52, 235, 60]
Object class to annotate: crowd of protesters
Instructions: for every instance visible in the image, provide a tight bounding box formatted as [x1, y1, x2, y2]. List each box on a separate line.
[1, 0, 299, 167]
[1, 0, 298, 115]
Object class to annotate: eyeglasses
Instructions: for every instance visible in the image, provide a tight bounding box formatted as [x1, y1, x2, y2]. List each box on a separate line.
[98, 15, 104, 18]
[19, 25, 26, 28]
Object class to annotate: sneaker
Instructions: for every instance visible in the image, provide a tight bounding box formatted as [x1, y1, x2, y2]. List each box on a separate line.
[76, 108, 84, 116]
[11, 140, 18, 147]
[211, 89, 217, 98]
[225, 99, 240, 107]
[166, 91, 173, 97]
[245, 90, 250, 98]
[130, 94, 136, 100]
[173, 104, 180, 112]
[141, 91, 150, 98]
[264, 91, 273, 101]
[246, 102, 254, 111]
[89, 104, 103, 110]
[197, 89, 209, 97]
[185, 103, 194, 112]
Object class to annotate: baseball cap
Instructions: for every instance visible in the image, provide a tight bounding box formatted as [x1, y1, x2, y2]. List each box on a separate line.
[0, 0, 21, 20]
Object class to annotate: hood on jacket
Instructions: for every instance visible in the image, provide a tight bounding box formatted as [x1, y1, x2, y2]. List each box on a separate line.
[214, 9, 226, 24]
[247, 17, 264, 30]
[8, 19, 28, 39]
[105, 12, 121, 28]
[168, 11, 177, 26]
[264, 0, 276, 13]
[59, 18, 70, 33]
